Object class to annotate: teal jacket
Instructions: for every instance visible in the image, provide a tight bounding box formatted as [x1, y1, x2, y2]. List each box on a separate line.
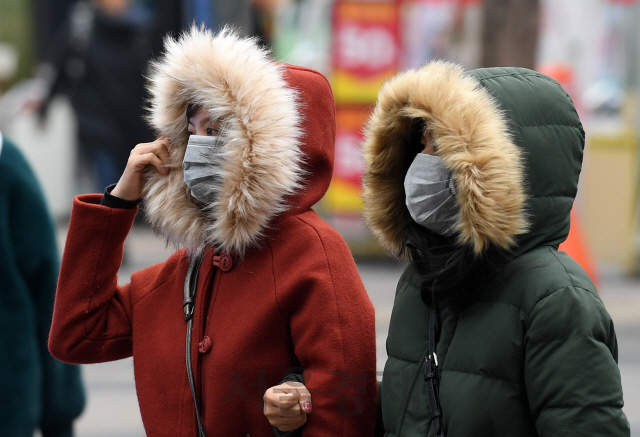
[0, 134, 85, 437]
[361, 63, 630, 436]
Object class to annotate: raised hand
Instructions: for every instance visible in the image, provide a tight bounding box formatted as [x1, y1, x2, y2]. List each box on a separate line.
[111, 137, 171, 201]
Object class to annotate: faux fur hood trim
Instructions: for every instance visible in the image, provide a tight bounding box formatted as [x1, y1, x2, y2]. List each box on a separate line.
[362, 61, 528, 256]
[143, 26, 304, 256]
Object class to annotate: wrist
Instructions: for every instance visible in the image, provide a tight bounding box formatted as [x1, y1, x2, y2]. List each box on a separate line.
[111, 181, 141, 202]
[102, 184, 142, 209]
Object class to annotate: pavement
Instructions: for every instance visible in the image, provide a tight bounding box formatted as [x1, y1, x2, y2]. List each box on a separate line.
[54, 223, 640, 437]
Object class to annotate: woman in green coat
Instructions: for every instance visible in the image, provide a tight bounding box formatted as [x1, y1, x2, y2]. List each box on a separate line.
[264, 62, 630, 436]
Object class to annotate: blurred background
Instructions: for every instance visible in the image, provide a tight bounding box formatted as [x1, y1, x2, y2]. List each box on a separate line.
[1, 0, 639, 435]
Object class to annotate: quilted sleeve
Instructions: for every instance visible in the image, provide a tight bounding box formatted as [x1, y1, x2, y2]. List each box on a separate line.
[524, 286, 630, 436]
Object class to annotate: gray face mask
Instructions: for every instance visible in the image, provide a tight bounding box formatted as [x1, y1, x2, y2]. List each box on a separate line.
[183, 134, 225, 203]
[404, 153, 459, 236]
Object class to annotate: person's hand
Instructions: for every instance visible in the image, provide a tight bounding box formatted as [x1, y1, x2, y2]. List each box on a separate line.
[264, 381, 312, 432]
[111, 137, 170, 201]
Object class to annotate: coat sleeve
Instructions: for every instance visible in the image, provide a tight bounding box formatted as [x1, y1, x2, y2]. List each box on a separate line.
[7, 142, 86, 436]
[271, 216, 378, 437]
[524, 286, 630, 436]
[49, 194, 137, 364]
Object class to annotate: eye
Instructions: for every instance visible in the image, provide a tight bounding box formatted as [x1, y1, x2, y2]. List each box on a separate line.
[206, 127, 219, 136]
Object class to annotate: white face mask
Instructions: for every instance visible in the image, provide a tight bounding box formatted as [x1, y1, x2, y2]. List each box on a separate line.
[182, 134, 225, 203]
[404, 153, 459, 236]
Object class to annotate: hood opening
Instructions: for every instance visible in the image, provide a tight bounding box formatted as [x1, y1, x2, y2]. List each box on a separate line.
[141, 26, 335, 257]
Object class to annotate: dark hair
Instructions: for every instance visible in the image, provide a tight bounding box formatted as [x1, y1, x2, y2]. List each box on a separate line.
[186, 103, 201, 120]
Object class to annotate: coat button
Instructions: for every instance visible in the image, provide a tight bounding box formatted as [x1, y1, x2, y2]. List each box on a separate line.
[198, 336, 212, 353]
[219, 254, 233, 271]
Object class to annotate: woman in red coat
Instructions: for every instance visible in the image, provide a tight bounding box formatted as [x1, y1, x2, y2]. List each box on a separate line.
[49, 26, 377, 437]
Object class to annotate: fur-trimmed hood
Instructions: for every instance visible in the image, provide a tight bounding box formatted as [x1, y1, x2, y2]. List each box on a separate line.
[143, 26, 335, 256]
[362, 61, 585, 257]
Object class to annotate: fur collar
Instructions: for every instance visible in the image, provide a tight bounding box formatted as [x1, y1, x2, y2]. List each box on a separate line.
[143, 27, 304, 256]
[362, 61, 528, 256]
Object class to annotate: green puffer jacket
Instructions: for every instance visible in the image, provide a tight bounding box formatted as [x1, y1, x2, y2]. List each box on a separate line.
[361, 63, 630, 436]
[0, 133, 85, 436]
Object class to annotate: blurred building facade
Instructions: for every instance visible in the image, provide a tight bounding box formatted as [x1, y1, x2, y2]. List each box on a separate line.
[0, 0, 638, 273]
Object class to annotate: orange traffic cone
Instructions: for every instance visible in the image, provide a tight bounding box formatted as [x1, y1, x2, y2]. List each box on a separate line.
[559, 209, 599, 287]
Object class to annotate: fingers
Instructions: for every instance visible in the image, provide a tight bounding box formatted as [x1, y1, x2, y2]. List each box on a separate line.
[130, 137, 171, 174]
[263, 382, 312, 432]
[154, 137, 171, 168]
[134, 152, 167, 175]
[111, 137, 171, 200]
[299, 388, 312, 413]
[275, 382, 312, 413]
[264, 384, 300, 413]
[270, 413, 307, 432]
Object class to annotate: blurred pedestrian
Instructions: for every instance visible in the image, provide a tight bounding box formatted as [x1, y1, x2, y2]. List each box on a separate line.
[0, 132, 85, 437]
[264, 62, 631, 436]
[39, 0, 155, 193]
[48, 26, 377, 437]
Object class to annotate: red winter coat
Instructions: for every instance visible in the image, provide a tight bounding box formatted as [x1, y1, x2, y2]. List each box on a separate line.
[49, 27, 377, 437]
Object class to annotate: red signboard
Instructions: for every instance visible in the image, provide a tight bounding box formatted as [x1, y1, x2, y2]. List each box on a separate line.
[323, 105, 373, 212]
[331, 1, 401, 103]
[334, 105, 371, 188]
